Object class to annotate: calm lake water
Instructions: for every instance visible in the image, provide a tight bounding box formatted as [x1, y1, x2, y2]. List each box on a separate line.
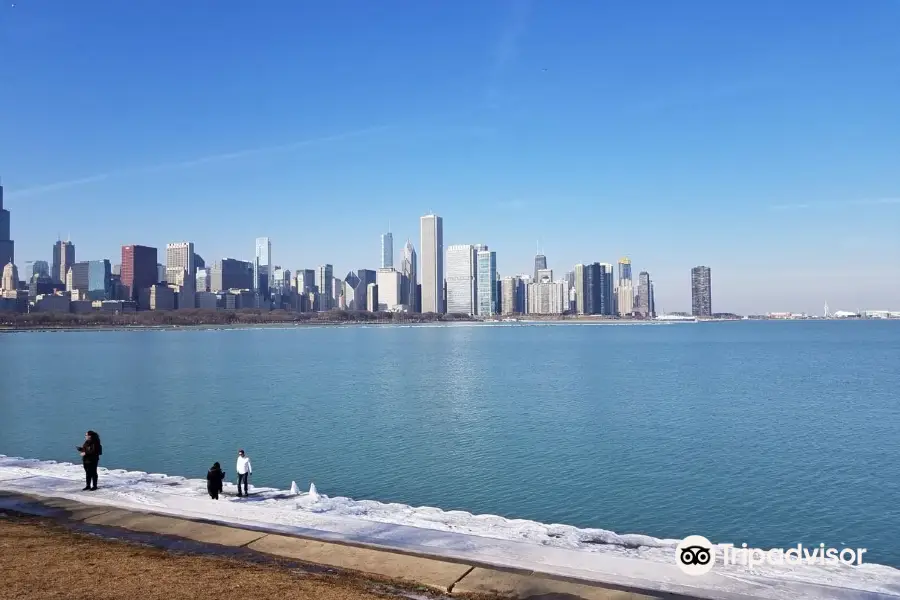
[2, 321, 899, 565]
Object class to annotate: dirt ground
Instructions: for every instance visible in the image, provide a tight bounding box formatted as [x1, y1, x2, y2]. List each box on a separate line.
[2, 513, 439, 600]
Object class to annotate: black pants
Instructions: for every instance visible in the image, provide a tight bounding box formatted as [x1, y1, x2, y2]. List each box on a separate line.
[237, 473, 249, 495]
[83, 461, 98, 489]
[208, 486, 219, 500]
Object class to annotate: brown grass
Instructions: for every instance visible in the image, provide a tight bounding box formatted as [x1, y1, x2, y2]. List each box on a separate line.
[2, 514, 410, 600]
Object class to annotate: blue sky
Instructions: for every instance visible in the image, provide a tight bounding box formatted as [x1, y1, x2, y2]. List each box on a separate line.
[1, 0, 898, 315]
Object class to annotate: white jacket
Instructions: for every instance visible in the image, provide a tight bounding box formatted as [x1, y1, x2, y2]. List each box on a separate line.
[236, 455, 252, 475]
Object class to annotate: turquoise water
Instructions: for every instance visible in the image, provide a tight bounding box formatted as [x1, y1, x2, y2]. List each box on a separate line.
[2, 321, 899, 565]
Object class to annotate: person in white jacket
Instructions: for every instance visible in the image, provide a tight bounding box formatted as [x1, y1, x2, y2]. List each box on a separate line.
[235, 449, 252, 497]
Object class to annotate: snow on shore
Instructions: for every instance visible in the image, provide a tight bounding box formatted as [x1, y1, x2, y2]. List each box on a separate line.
[1, 455, 898, 600]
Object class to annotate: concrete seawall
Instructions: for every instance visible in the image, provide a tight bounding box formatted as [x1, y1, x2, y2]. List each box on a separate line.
[0, 490, 682, 599]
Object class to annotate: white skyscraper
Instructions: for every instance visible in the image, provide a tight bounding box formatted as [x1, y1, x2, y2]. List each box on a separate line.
[420, 214, 443, 313]
[254, 237, 272, 294]
[381, 232, 393, 269]
[317, 264, 333, 310]
[376, 268, 402, 311]
[165, 242, 195, 287]
[446, 244, 476, 315]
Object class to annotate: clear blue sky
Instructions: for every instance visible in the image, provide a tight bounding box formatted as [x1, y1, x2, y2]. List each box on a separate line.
[2, 0, 898, 314]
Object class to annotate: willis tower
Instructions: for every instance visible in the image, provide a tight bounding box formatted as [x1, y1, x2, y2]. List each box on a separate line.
[0, 180, 12, 266]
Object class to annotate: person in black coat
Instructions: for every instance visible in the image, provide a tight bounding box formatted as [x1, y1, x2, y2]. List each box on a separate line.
[76, 430, 102, 491]
[206, 462, 225, 500]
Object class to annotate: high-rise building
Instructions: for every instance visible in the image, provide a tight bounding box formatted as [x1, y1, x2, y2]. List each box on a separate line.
[476, 248, 497, 316]
[32, 260, 50, 278]
[69, 261, 91, 292]
[616, 257, 634, 316]
[501, 276, 526, 315]
[536, 268, 553, 283]
[1, 261, 17, 291]
[526, 280, 566, 314]
[52, 240, 75, 285]
[401, 240, 417, 311]
[157, 264, 166, 284]
[618, 257, 632, 284]
[574, 264, 586, 314]
[295, 269, 316, 293]
[254, 237, 272, 297]
[210, 259, 253, 292]
[637, 271, 654, 317]
[376, 268, 401, 311]
[356, 269, 376, 311]
[420, 214, 444, 313]
[317, 264, 333, 310]
[691, 266, 712, 317]
[166, 242, 195, 287]
[121, 245, 158, 305]
[0, 181, 13, 266]
[381, 232, 393, 269]
[533, 252, 547, 282]
[446, 244, 476, 315]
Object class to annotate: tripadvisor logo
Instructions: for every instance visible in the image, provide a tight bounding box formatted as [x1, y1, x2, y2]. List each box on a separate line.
[676, 535, 716, 575]
[675, 535, 868, 575]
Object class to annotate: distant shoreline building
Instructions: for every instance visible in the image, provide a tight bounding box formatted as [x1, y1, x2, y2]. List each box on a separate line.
[420, 214, 444, 314]
[691, 266, 712, 317]
[0, 181, 13, 266]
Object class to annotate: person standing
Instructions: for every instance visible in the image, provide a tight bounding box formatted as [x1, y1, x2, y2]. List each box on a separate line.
[206, 462, 225, 500]
[76, 430, 102, 491]
[235, 449, 252, 497]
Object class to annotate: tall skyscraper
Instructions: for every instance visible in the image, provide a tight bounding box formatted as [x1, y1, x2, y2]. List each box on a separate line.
[533, 251, 547, 282]
[1, 261, 17, 291]
[691, 266, 712, 317]
[210, 258, 253, 292]
[376, 268, 402, 311]
[295, 269, 316, 293]
[381, 232, 394, 269]
[574, 264, 586, 314]
[356, 269, 376, 311]
[317, 264, 333, 310]
[121, 245, 158, 305]
[166, 242, 195, 286]
[0, 180, 13, 266]
[637, 271, 654, 317]
[254, 237, 272, 296]
[617, 257, 634, 316]
[401, 240, 417, 311]
[32, 260, 50, 278]
[476, 248, 497, 316]
[52, 240, 76, 285]
[420, 214, 444, 313]
[446, 244, 476, 315]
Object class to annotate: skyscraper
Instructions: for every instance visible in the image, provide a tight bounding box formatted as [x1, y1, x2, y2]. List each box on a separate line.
[420, 214, 444, 313]
[691, 266, 712, 317]
[254, 237, 272, 297]
[574, 264, 586, 314]
[52, 240, 75, 285]
[533, 251, 547, 282]
[0, 181, 13, 266]
[121, 245, 158, 305]
[317, 264, 333, 310]
[476, 248, 497, 316]
[381, 232, 394, 269]
[637, 271, 654, 317]
[401, 240, 417, 311]
[166, 242, 195, 286]
[356, 269, 376, 311]
[617, 257, 634, 316]
[32, 261, 50, 278]
[1, 261, 17, 291]
[446, 244, 476, 315]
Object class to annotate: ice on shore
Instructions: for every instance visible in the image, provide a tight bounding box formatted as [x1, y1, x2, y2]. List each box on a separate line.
[1, 455, 899, 600]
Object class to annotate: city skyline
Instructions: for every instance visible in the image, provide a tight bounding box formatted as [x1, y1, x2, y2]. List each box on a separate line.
[2, 3, 899, 314]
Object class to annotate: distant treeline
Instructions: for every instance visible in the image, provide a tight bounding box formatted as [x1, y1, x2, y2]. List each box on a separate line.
[0, 309, 477, 329]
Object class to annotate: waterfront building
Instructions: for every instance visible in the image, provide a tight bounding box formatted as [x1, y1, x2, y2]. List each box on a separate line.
[121, 245, 158, 306]
[533, 252, 547, 282]
[52, 240, 75, 285]
[476, 248, 497, 316]
[401, 240, 417, 311]
[381, 232, 393, 269]
[446, 244, 476, 315]
[32, 260, 50, 279]
[317, 264, 334, 310]
[376, 268, 402, 311]
[254, 237, 272, 297]
[526, 280, 566, 314]
[636, 271, 654, 317]
[691, 266, 712, 317]
[1, 261, 17, 291]
[366, 282, 378, 312]
[210, 258, 253, 292]
[419, 213, 444, 313]
[0, 182, 12, 266]
[166, 242, 195, 287]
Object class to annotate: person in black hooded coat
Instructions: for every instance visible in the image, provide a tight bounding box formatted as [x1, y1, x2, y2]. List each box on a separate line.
[206, 462, 225, 500]
[76, 430, 102, 491]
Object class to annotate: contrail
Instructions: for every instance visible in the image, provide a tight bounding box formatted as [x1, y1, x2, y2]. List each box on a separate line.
[8, 125, 390, 198]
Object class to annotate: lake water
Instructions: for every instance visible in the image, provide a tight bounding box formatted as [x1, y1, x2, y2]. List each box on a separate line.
[2, 321, 899, 566]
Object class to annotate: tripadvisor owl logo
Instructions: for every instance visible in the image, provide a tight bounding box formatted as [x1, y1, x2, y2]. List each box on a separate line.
[676, 535, 716, 575]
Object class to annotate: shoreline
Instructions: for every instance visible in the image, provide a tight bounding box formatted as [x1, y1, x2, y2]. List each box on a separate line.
[2, 454, 898, 600]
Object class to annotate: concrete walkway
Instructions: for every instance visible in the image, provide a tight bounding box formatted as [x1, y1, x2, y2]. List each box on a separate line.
[1, 491, 667, 599]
